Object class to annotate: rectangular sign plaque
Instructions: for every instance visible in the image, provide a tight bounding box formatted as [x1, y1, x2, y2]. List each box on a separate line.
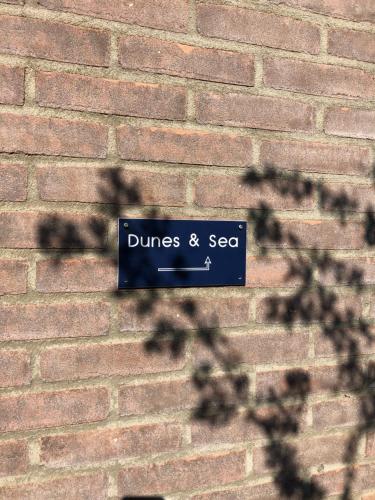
[118, 218, 247, 289]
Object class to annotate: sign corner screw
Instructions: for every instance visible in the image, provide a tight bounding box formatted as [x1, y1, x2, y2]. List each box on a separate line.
[124, 222, 129, 228]
[239, 224, 243, 230]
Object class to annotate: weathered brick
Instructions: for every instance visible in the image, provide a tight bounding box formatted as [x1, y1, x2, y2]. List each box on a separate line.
[119, 378, 195, 416]
[0, 473, 108, 500]
[118, 450, 246, 496]
[117, 125, 252, 167]
[192, 482, 278, 500]
[37, 258, 116, 293]
[0, 302, 109, 340]
[0, 387, 109, 432]
[40, 341, 185, 381]
[37, 165, 186, 206]
[0, 440, 28, 476]
[36, 71, 186, 120]
[0, 350, 31, 387]
[260, 139, 372, 176]
[325, 107, 375, 140]
[119, 35, 255, 86]
[0, 66, 24, 105]
[1, 0, 23, 4]
[253, 433, 346, 473]
[195, 331, 309, 367]
[0, 15, 109, 65]
[0, 260, 27, 296]
[38, 0, 189, 32]
[194, 174, 314, 210]
[264, 57, 375, 100]
[197, 3, 320, 54]
[119, 297, 250, 332]
[196, 92, 315, 133]
[258, 220, 363, 250]
[0, 164, 27, 201]
[329, 28, 375, 64]
[246, 257, 300, 288]
[272, 0, 375, 23]
[0, 114, 107, 157]
[41, 422, 182, 467]
[256, 365, 338, 397]
[0, 212, 107, 249]
[312, 397, 360, 429]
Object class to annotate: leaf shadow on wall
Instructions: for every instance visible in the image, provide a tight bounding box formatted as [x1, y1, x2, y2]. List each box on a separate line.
[36, 164, 375, 499]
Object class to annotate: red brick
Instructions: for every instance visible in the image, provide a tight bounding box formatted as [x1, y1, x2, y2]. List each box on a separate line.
[0, 259, 27, 295]
[257, 294, 361, 323]
[0, 302, 109, 340]
[36, 71, 186, 120]
[0, 350, 31, 387]
[0, 15, 109, 66]
[260, 139, 372, 176]
[0, 387, 109, 432]
[118, 450, 246, 496]
[0, 212, 107, 249]
[0, 164, 27, 201]
[40, 341, 185, 382]
[0, 473, 108, 500]
[0, 65, 24, 105]
[37, 165, 186, 206]
[314, 464, 375, 497]
[319, 257, 375, 286]
[253, 433, 346, 473]
[195, 331, 309, 367]
[319, 183, 375, 213]
[314, 330, 375, 358]
[117, 125, 252, 167]
[41, 422, 182, 467]
[312, 397, 360, 429]
[258, 220, 363, 250]
[119, 297, 250, 332]
[366, 433, 375, 457]
[196, 92, 315, 133]
[256, 365, 338, 397]
[329, 28, 375, 64]
[325, 106, 375, 140]
[37, 258, 116, 293]
[0, 114, 107, 158]
[192, 482, 278, 500]
[197, 3, 319, 54]
[264, 57, 375, 100]
[119, 378, 195, 416]
[192, 406, 308, 445]
[274, 0, 375, 23]
[119, 35, 254, 86]
[194, 174, 314, 210]
[38, 0, 189, 32]
[0, 440, 28, 476]
[246, 257, 300, 288]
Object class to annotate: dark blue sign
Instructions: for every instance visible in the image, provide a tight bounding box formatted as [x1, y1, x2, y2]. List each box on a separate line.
[118, 219, 247, 289]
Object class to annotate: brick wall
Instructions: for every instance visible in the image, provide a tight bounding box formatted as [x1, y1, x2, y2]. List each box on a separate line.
[1, 0, 375, 498]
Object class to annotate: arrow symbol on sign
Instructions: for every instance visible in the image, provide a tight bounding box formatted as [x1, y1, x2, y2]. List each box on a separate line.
[158, 256, 212, 272]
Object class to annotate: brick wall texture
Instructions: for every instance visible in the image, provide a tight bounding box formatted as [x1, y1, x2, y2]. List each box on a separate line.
[1, 0, 375, 498]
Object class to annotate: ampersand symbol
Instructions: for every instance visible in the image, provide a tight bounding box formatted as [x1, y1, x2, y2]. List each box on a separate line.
[189, 233, 200, 247]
